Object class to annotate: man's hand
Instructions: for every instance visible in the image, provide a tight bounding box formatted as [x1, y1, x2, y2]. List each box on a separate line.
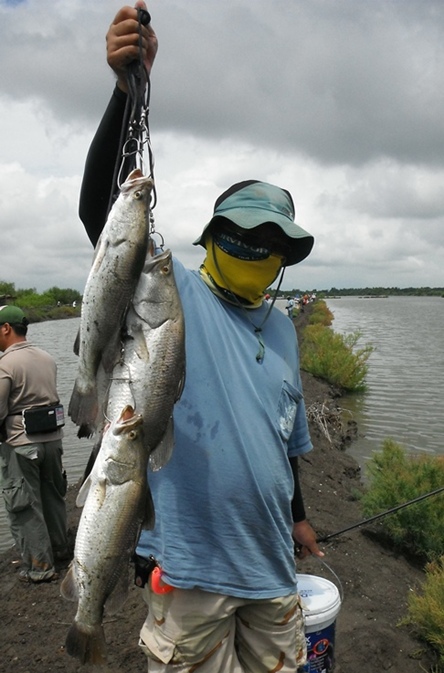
[106, 2, 158, 93]
[292, 520, 324, 560]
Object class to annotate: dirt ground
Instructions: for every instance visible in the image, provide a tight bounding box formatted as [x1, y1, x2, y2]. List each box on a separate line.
[0, 308, 438, 673]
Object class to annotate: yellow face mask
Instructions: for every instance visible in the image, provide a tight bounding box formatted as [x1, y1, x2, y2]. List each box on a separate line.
[202, 235, 283, 306]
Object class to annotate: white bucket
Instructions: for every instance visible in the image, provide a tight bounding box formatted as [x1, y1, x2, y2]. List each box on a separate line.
[296, 573, 341, 672]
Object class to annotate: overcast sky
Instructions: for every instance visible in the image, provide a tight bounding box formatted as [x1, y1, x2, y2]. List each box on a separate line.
[1, 0, 443, 293]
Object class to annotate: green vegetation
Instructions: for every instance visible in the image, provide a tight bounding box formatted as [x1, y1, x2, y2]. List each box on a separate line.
[0, 280, 82, 322]
[361, 440, 444, 666]
[360, 440, 444, 561]
[307, 300, 334, 326]
[405, 557, 444, 670]
[299, 300, 373, 392]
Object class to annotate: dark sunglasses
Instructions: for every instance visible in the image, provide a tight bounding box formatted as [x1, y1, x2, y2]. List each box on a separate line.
[215, 225, 291, 260]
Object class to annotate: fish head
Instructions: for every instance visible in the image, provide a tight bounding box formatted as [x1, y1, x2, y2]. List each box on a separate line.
[120, 170, 154, 215]
[112, 404, 144, 438]
[100, 405, 146, 482]
[142, 248, 173, 276]
[109, 171, 154, 246]
[131, 249, 183, 329]
[120, 169, 154, 198]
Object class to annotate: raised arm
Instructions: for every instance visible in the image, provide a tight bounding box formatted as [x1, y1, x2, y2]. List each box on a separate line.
[78, 2, 158, 246]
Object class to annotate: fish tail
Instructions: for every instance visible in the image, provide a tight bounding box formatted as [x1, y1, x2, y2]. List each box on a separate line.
[77, 423, 97, 439]
[68, 382, 98, 438]
[65, 620, 107, 665]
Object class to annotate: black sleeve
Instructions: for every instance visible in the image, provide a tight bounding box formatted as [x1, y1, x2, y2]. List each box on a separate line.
[78, 85, 129, 247]
[289, 456, 307, 523]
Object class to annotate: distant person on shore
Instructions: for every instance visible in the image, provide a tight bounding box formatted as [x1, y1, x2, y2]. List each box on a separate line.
[286, 296, 295, 318]
[0, 305, 68, 583]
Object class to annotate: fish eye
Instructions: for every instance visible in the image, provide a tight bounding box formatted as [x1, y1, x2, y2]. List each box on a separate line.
[134, 190, 143, 200]
[129, 430, 138, 440]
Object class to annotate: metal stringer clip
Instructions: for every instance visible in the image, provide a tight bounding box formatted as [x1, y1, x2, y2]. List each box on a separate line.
[115, 7, 157, 235]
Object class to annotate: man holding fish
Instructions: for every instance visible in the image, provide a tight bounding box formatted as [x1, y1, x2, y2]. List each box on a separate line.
[77, 3, 323, 671]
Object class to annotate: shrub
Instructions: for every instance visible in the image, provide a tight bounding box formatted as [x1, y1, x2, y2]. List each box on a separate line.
[360, 440, 444, 561]
[300, 323, 372, 392]
[406, 556, 444, 668]
[308, 301, 333, 326]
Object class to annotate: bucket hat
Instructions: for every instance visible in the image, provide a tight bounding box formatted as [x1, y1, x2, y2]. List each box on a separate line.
[193, 180, 314, 265]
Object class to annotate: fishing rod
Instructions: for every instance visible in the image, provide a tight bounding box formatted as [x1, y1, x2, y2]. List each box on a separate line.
[316, 485, 444, 544]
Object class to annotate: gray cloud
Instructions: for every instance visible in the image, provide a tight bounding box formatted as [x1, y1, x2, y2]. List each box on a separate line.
[2, 0, 444, 167]
[0, 0, 443, 293]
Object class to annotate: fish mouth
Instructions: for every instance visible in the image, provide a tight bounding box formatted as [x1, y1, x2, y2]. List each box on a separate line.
[142, 248, 172, 273]
[120, 169, 154, 194]
[112, 405, 144, 435]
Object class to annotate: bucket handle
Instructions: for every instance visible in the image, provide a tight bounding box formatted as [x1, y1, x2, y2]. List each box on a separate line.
[308, 557, 345, 604]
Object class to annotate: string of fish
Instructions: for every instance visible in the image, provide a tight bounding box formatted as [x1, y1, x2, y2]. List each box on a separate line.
[107, 8, 159, 418]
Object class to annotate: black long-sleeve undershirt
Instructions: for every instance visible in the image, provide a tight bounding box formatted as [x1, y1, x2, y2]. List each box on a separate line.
[290, 457, 306, 524]
[79, 86, 129, 247]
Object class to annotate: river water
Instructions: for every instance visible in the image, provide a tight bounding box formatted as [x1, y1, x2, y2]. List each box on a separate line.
[1, 299, 443, 552]
[325, 296, 444, 470]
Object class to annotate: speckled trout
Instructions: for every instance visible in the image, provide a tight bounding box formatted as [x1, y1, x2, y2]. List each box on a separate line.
[79, 248, 186, 483]
[68, 169, 153, 438]
[106, 248, 186, 469]
[62, 250, 185, 665]
[61, 405, 152, 666]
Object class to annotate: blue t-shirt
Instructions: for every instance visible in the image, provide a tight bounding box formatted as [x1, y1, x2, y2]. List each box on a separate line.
[136, 257, 312, 598]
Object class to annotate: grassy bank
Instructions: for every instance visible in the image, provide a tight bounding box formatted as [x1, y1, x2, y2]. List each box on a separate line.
[297, 302, 444, 669]
[21, 305, 81, 323]
[361, 440, 444, 668]
[295, 299, 373, 392]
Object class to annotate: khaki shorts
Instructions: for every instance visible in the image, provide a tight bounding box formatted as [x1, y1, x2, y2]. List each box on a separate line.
[139, 585, 307, 673]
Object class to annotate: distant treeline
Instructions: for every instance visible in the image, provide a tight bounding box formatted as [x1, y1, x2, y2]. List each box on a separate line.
[277, 287, 444, 298]
[0, 280, 82, 322]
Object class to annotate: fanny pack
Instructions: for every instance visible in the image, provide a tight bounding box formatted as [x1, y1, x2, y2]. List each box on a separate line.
[22, 404, 65, 435]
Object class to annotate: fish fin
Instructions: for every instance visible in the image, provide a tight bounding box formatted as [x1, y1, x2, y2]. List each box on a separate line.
[104, 565, 130, 615]
[68, 382, 98, 438]
[141, 487, 156, 530]
[77, 423, 96, 439]
[60, 564, 78, 602]
[149, 417, 175, 472]
[73, 328, 80, 356]
[80, 433, 103, 485]
[65, 620, 107, 666]
[175, 369, 186, 403]
[76, 474, 108, 510]
[80, 449, 98, 485]
[76, 475, 92, 507]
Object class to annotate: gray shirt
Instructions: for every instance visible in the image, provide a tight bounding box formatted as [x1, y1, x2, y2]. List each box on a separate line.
[0, 341, 63, 446]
